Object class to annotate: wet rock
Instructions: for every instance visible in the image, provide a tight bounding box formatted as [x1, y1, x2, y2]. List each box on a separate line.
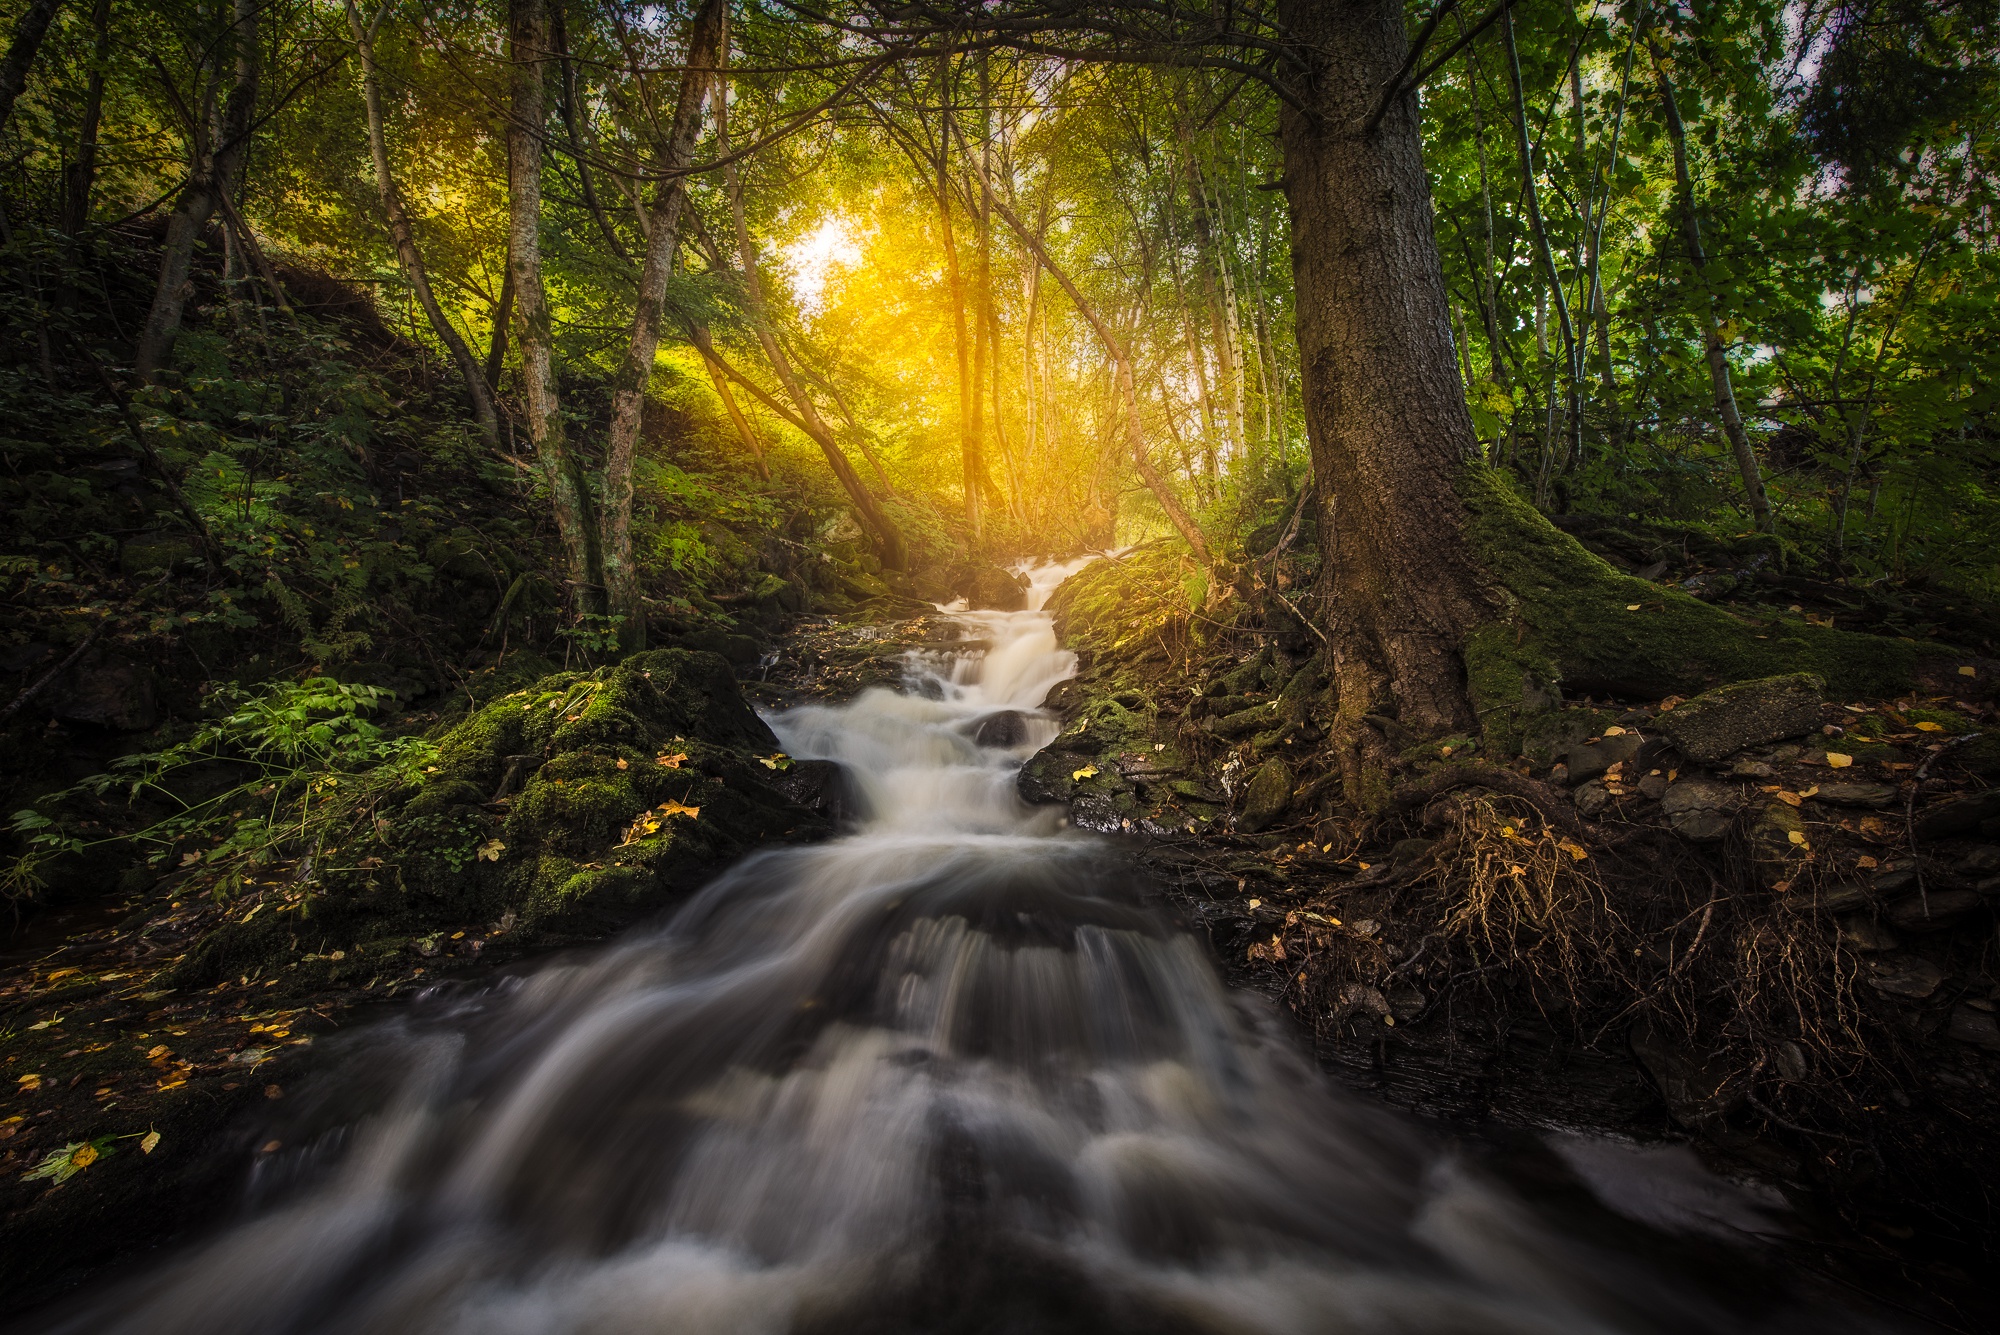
[1238, 759, 1293, 833]
[1957, 845, 2000, 876]
[1567, 732, 1643, 784]
[1821, 881, 1875, 913]
[1728, 759, 1779, 780]
[668, 628, 762, 667]
[1636, 772, 1669, 801]
[1630, 1016, 1745, 1130]
[1913, 790, 2000, 839]
[1838, 916, 1899, 952]
[1871, 863, 1920, 895]
[1660, 778, 1740, 843]
[1208, 702, 1279, 740]
[1948, 1005, 2000, 1051]
[971, 710, 1027, 747]
[1886, 889, 1984, 932]
[1747, 799, 1807, 887]
[1655, 673, 1824, 763]
[52, 657, 158, 731]
[955, 564, 1029, 611]
[1812, 782, 1896, 809]
[1573, 780, 1611, 817]
[769, 759, 857, 824]
[1863, 955, 1946, 999]
[1017, 751, 1080, 804]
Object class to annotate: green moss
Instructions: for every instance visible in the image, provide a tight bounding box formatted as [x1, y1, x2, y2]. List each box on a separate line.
[1459, 468, 1940, 749]
[162, 648, 824, 989]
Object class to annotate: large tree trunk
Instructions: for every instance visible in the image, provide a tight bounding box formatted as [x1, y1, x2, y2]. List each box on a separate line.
[345, 0, 499, 445]
[507, 0, 603, 614]
[598, 0, 725, 650]
[0, 0, 65, 138]
[135, 0, 257, 380]
[1275, 0, 1495, 804]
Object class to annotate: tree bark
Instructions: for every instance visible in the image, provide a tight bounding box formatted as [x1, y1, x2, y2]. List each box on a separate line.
[0, 0, 65, 138]
[1275, 0, 1495, 801]
[135, 0, 258, 380]
[507, 0, 603, 613]
[598, 0, 725, 649]
[484, 258, 513, 389]
[345, 0, 499, 445]
[1653, 49, 1771, 532]
[698, 337, 768, 480]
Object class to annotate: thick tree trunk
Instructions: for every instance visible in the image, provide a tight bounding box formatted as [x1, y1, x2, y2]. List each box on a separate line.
[345, 0, 499, 445]
[598, 0, 725, 649]
[1276, 0, 1495, 803]
[0, 0, 65, 137]
[507, 0, 603, 614]
[135, 0, 257, 380]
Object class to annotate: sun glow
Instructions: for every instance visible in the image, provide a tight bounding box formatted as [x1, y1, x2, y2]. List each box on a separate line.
[784, 213, 866, 316]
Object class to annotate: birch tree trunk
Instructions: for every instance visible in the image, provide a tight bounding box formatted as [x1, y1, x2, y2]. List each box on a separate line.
[598, 0, 725, 649]
[1654, 49, 1771, 532]
[345, 0, 499, 446]
[507, 0, 603, 613]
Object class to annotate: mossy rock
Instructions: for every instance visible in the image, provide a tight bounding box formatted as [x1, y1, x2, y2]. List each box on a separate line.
[164, 649, 826, 988]
[1461, 469, 1940, 750]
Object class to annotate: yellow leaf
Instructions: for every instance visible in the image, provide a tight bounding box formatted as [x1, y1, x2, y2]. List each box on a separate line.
[1775, 791, 1803, 807]
[1247, 898, 1262, 909]
[656, 753, 687, 768]
[1787, 830, 1807, 846]
[16, 1074, 41, 1090]
[615, 758, 629, 770]
[138, 1130, 160, 1155]
[1357, 862, 1372, 871]
[1557, 839, 1589, 861]
[1071, 764, 1098, 781]
[1959, 666, 1977, 677]
[476, 839, 506, 862]
[658, 801, 701, 819]
[1856, 855, 1879, 869]
[1914, 721, 1944, 732]
[1603, 726, 1626, 736]
[1625, 603, 1641, 611]
[1799, 786, 1819, 798]
[1825, 753, 1854, 768]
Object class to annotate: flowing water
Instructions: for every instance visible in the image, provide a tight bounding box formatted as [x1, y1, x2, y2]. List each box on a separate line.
[40, 562, 1878, 1335]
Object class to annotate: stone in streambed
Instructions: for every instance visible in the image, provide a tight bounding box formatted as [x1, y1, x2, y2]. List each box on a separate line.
[1655, 673, 1825, 763]
[1567, 732, 1643, 784]
[1660, 777, 1741, 843]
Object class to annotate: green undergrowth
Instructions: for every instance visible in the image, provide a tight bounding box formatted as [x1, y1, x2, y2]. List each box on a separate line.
[1460, 467, 1946, 749]
[17, 648, 825, 994]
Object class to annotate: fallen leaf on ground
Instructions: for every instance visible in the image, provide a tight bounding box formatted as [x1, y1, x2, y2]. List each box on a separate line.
[1071, 764, 1098, 781]
[1825, 753, 1854, 768]
[656, 753, 687, 768]
[658, 801, 700, 819]
[476, 839, 506, 862]
[138, 1130, 160, 1154]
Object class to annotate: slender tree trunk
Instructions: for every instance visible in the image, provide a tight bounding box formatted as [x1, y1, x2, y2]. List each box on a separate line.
[58, 0, 109, 239]
[598, 0, 724, 649]
[721, 89, 905, 570]
[551, 4, 630, 264]
[508, 0, 603, 612]
[1464, 38, 1508, 390]
[699, 340, 768, 480]
[971, 153, 1210, 564]
[136, 0, 257, 379]
[1654, 48, 1768, 531]
[0, 0, 65, 138]
[485, 258, 513, 388]
[346, 0, 499, 445]
[1275, 0, 1496, 800]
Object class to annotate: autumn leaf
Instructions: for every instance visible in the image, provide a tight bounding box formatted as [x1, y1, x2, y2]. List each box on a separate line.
[656, 753, 687, 768]
[23, 1139, 113, 1185]
[1556, 839, 1590, 861]
[1914, 721, 1944, 732]
[615, 757, 629, 770]
[16, 1073, 41, 1091]
[1825, 753, 1854, 768]
[1787, 830, 1808, 846]
[1774, 791, 1803, 807]
[476, 838, 506, 862]
[658, 801, 700, 819]
[1071, 764, 1098, 781]
[138, 1130, 160, 1155]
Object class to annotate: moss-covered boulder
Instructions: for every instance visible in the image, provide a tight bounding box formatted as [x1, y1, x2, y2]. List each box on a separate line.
[1655, 674, 1826, 763]
[164, 649, 826, 988]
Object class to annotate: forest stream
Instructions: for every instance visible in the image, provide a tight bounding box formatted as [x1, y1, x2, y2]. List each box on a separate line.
[16, 563, 1898, 1335]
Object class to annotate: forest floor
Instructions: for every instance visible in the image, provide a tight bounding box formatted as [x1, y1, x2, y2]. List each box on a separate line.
[4, 571, 2000, 1330]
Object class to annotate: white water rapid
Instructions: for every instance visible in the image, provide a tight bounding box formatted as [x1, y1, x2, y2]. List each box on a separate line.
[38, 562, 1870, 1335]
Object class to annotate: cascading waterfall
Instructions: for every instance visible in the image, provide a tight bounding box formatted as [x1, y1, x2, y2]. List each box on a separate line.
[37, 561, 1861, 1335]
